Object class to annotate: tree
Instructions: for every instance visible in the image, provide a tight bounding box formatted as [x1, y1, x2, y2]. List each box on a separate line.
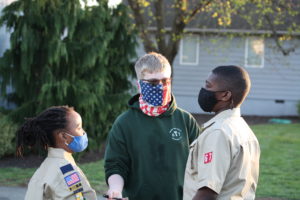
[125, 0, 300, 66]
[0, 0, 137, 151]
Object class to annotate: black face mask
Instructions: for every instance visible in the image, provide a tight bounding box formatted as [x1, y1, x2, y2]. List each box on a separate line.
[198, 88, 219, 112]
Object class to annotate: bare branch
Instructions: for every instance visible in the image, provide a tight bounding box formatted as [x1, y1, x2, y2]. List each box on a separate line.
[265, 15, 296, 56]
[185, 0, 213, 24]
[165, 0, 186, 63]
[165, 0, 212, 64]
[153, 0, 167, 53]
[127, 0, 157, 52]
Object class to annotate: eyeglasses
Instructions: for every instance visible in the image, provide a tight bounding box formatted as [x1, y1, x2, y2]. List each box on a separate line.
[140, 78, 171, 86]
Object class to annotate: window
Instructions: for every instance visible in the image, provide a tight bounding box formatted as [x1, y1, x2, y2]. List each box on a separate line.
[245, 37, 264, 68]
[180, 35, 199, 65]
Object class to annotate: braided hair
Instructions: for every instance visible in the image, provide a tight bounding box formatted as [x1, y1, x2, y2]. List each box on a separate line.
[16, 106, 74, 156]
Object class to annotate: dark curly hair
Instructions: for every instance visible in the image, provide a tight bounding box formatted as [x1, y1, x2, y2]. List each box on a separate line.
[16, 106, 74, 156]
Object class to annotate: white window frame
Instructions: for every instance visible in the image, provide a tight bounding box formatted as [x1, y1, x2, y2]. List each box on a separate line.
[179, 35, 199, 65]
[244, 37, 265, 68]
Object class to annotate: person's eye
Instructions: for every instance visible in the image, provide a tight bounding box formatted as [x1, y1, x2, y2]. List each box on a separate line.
[147, 80, 158, 85]
[162, 79, 170, 84]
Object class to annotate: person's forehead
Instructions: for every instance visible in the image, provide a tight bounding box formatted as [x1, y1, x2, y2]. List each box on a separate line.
[67, 111, 82, 128]
[143, 70, 171, 80]
[206, 73, 221, 87]
[206, 72, 217, 82]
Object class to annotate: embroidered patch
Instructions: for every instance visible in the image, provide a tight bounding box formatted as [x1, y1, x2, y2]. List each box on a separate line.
[73, 188, 84, 195]
[204, 152, 213, 164]
[60, 164, 74, 175]
[64, 172, 81, 187]
[68, 183, 82, 192]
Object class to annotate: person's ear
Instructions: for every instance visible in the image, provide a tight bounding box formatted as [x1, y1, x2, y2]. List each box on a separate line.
[56, 131, 67, 142]
[220, 91, 232, 101]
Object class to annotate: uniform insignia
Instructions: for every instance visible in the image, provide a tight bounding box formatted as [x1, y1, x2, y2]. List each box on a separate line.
[60, 164, 74, 174]
[68, 182, 82, 192]
[64, 172, 81, 187]
[204, 152, 213, 164]
[75, 192, 84, 200]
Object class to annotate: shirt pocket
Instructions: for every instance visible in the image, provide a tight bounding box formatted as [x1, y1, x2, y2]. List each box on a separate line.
[187, 140, 199, 175]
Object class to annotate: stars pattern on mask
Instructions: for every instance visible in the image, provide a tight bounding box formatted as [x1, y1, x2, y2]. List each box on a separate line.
[139, 81, 164, 106]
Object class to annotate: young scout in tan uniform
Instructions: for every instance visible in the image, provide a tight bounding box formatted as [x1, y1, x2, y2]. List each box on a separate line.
[184, 65, 260, 200]
[16, 106, 97, 200]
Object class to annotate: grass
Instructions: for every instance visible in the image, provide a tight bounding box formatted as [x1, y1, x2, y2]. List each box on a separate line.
[0, 160, 107, 193]
[253, 124, 300, 199]
[0, 124, 299, 198]
[78, 160, 107, 193]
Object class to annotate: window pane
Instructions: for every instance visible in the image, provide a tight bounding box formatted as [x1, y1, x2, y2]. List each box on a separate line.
[181, 35, 198, 64]
[246, 37, 264, 67]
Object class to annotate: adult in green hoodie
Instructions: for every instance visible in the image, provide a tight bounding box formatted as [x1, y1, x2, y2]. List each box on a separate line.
[104, 52, 201, 200]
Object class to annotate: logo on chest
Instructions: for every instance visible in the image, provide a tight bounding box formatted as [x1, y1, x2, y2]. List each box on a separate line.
[169, 128, 183, 141]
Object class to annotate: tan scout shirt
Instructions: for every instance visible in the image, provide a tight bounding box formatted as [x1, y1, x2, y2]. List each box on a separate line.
[184, 108, 260, 200]
[25, 148, 97, 200]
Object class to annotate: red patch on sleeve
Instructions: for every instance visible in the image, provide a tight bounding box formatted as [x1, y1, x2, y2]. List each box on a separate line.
[204, 152, 213, 164]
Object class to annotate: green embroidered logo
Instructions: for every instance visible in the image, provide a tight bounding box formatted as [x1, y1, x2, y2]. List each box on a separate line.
[169, 128, 183, 141]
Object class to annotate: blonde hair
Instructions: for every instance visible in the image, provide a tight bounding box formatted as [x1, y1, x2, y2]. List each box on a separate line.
[134, 52, 171, 79]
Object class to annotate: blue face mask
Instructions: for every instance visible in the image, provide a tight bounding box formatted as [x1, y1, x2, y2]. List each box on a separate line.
[65, 132, 88, 152]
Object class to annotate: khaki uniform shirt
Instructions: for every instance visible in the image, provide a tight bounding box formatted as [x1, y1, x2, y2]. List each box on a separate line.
[184, 108, 260, 200]
[25, 148, 97, 200]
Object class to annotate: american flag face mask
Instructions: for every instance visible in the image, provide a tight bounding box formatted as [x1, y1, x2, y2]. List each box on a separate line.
[138, 80, 172, 117]
[139, 80, 171, 106]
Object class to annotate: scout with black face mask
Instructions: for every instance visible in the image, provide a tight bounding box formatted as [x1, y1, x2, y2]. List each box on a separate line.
[184, 66, 260, 200]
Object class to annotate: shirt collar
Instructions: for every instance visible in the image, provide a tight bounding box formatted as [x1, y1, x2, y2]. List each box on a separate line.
[47, 147, 75, 164]
[202, 108, 241, 130]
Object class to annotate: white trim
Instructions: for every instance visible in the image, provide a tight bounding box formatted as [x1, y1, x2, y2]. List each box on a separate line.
[179, 35, 199, 65]
[244, 37, 265, 68]
[147, 27, 300, 36]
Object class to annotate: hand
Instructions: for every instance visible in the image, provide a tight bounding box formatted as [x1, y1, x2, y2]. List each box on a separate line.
[104, 189, 122, 199]
[106, 174, 125, 199]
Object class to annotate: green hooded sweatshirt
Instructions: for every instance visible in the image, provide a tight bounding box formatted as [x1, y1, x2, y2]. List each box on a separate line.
[104, 94, 200, 200]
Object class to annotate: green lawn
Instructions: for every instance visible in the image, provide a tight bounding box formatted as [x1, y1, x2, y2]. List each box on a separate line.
[0, 124, 299, 198]
[253, 124, 300, 199]
[0, 160, 107, 193]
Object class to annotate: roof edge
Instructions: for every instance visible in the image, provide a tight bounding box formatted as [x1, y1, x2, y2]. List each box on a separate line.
[148, 27, 300, 36]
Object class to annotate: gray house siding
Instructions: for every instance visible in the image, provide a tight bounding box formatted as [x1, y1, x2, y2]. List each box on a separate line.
[136, 35, 300, 116]
[1, 6, 299, 116]
[173, 35, 300, 116]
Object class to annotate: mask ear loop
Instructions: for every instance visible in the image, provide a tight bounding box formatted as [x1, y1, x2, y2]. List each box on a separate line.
[63, 132, 74, 146]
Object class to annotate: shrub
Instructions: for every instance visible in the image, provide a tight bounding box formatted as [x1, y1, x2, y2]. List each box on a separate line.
[0, 113, 17, 158]
[0, 1, 137, 152]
